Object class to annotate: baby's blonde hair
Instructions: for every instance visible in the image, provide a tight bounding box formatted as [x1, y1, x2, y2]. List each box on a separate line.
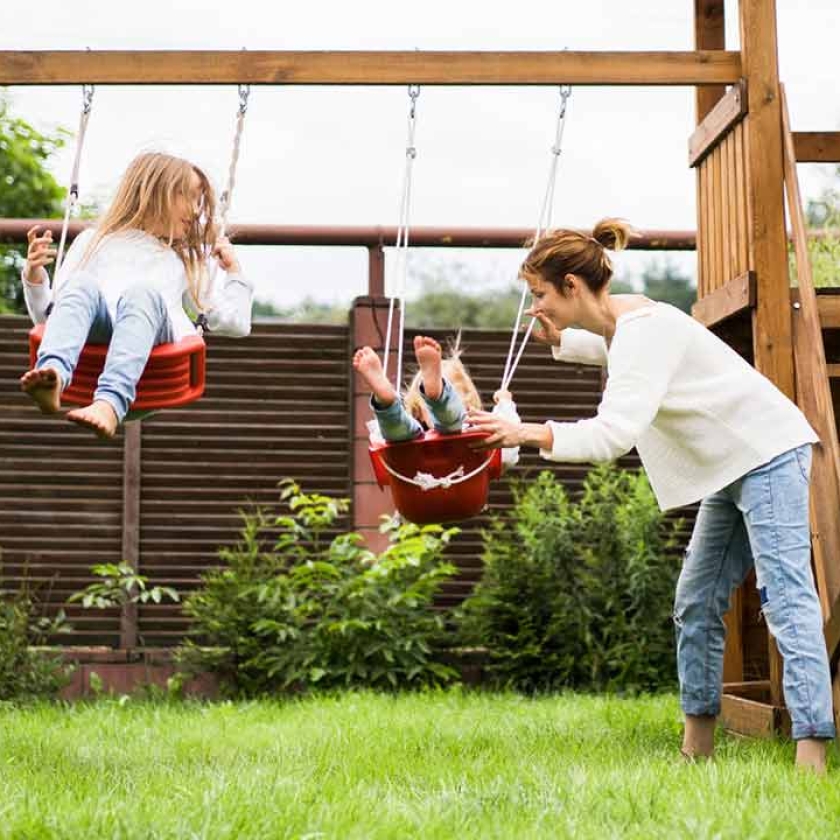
[404, 350, 482, 426]
[84, 152, 218, 311]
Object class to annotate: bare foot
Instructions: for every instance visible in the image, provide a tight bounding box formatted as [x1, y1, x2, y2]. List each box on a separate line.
[20, 367, 62, 414]
[796, 738, 827, 774]
[353, 347, 398, 407]
[66, 401, 118, 439]
[414, 336, 443, 400]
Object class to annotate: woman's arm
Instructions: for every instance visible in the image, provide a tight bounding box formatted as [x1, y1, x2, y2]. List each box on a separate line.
[470, 314, 688, 462]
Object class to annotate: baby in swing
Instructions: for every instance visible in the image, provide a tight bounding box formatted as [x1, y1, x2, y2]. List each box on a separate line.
[20, 152, 253, 439]
[353, 335, 520, 470]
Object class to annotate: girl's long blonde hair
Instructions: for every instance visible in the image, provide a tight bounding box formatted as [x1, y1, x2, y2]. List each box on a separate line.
[404, 349, 482, 426]
[83, 152, 218, 310]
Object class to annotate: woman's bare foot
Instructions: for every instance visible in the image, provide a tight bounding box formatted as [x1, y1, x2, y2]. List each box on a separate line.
[796, 738, 827, 774]
[681, 714, 716, 761]
[414, 336, 443, 400]
[20, 367, 62, 414]
[66, 401, 118, 439]
[353, 347, 398, 407]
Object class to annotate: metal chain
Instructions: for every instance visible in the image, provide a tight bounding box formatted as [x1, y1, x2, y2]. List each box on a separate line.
[501, 85, 572, 392]
[383, 84, 420, 390]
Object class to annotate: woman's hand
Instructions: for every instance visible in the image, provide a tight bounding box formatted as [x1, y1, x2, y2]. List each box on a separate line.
[467, 407, 523, 449]
[525, 306, 562, 347]
[213, 236, 241, 273]
[24, 226, 57, 284]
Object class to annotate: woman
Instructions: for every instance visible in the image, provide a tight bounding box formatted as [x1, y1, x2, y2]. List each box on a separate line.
[468, 218, 834, 771]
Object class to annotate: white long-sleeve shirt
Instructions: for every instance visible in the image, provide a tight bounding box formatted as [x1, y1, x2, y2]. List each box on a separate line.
[542, 302, 817, 511]
[23, 227, 253, 340]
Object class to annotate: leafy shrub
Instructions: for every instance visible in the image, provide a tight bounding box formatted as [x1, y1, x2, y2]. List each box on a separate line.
[458, 465, 682, 693]
[0, 559, 73, 700]
[176, 481, 459, 696]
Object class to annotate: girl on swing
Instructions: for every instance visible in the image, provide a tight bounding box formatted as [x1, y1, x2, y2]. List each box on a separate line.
[354, 336, 520, 470]
[469, 218, 834, 772]
[20, 151, 253, 439]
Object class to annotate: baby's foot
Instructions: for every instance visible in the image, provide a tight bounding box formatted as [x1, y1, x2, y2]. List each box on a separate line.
[353, 347, 397, 406]
[20, 367, 62, 414]
[414, 336, 443, 400]
[66, 401, 118, 440]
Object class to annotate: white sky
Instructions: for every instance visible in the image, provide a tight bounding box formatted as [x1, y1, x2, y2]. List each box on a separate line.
[2, 0, 838, 308]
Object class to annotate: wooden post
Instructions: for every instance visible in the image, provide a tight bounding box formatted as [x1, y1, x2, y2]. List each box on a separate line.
[120, 421, 141, 651]
[694, 0, 726, 122]
[350, 297, 399, 554]
[739, 0, 794, 708]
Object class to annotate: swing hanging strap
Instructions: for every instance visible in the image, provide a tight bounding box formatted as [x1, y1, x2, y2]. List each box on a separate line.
[53, 83, 95, 290]
[382, 84, 420, 391]
[195, 82, 251, 336]
[501, 84, 572, 393]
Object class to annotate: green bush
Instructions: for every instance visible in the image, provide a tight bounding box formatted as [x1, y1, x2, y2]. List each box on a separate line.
[458, 465, 682, 694]
[0, 560, 74, 700]
[176, 481, 460, 696]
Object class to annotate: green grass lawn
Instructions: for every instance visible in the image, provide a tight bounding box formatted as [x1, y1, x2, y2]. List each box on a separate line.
[1, 690, 838, 839]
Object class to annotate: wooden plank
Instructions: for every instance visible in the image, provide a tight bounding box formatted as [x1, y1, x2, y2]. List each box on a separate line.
[733, 123, 749, 275]
[689, 81, 748, 167]
[0, 50, 743, 86]
[697, 166, 706, 299]
[721, 693, 790, 738]
[721, 134, 733, 284]
[740, 0, 795, 396]
[793, 132, 840, 163]
[692, 272, 756, 328]
[722, 679, 771, 701]
[694, 0, 727, 121]
[722, 587, 745, 682]
[782, 86, 840, 618]
[711, 148, 722, 292]
[815, 294, 840, 329]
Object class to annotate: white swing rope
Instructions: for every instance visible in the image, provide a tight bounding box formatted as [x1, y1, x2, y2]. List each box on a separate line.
[196, 82, 251, 335]
[53, 83, 95, 290]
[500, 84, 572, 393]
[382, 84, 420, 391]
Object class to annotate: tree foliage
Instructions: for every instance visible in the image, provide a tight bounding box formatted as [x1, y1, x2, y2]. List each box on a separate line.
[0, 94, 67, 314]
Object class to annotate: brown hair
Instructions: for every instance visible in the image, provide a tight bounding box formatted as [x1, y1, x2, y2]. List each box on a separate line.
[520, 218, 633, 295]
[404, 351, 482, 427]
[83, 152, 218, 310]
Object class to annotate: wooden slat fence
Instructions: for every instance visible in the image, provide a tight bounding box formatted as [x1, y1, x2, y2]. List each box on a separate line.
[0, 314, 692, 650]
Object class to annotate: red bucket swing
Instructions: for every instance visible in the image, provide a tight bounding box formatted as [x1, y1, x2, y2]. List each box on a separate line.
[366, 84, 572, 525]
[28, 82, 251, 414]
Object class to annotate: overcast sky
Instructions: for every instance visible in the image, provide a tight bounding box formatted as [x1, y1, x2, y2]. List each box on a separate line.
[3, 1, 838, 308]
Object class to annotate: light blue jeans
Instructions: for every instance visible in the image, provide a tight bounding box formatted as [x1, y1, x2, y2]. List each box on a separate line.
[674, 444, 835, 741]
[372, 378, 465, 442]
[35, 272, 173, 423]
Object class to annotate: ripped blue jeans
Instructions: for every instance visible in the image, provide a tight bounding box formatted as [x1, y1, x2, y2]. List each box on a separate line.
[674, 444, 835, 741]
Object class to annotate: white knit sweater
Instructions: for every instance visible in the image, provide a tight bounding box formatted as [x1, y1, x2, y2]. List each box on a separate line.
[23, 227, 253, 341]
[542, 302, 818, 510]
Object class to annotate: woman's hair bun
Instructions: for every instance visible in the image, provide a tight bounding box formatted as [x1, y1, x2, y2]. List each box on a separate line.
[591, 218, 633, 252]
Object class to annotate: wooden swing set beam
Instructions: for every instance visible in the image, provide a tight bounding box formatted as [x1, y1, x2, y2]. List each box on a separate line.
[0, 50, 742, 86]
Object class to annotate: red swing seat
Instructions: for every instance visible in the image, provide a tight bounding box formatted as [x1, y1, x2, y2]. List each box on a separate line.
[28, 323, 206, 411]
[369, 428, 503, 525]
